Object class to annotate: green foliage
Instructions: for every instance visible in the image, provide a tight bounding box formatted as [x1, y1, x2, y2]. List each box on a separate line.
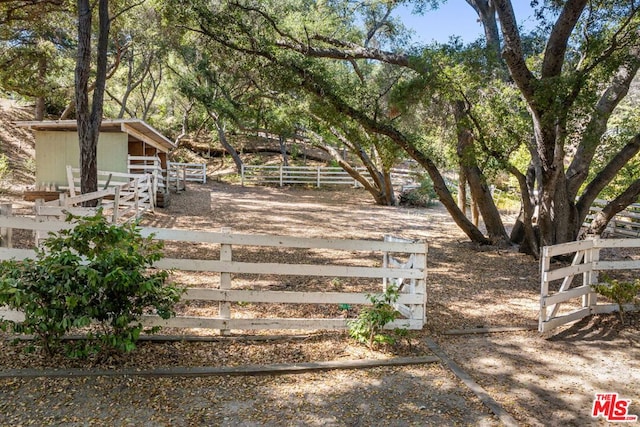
[0, 153, 10, 190]
[399, 178, 437, 207]
[348, 285, 403, 349]
[592, 276, 640, 323]
[0, 211, 183, 357]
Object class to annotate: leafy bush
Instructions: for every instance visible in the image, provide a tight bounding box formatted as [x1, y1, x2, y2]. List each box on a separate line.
[592, 276, 640, 323]
[398, 178, 437, 207]
[348, 285, 403, 349]
[0, 153, 10, 190]
[0, 212, 183, 357]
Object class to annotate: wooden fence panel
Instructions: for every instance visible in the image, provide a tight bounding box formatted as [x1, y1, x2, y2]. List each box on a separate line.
[168, 161, 206, 184]
[240, 165, 420, 189]
[0, 217, 428, 333]
[540, 237, 640, 333]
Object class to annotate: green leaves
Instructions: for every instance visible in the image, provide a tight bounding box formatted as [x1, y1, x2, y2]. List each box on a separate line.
[347, 285, 403, 349]
[0, 211, 183, 358]
[592, 275, 640, 323]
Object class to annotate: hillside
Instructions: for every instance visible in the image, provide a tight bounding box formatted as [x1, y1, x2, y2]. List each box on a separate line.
[0, 100, 335, 196]
[0, 100, 36, 192]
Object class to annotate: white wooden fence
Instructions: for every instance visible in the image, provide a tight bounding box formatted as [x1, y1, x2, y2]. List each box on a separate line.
[539, 237, 640, 332]
[66, 166, 153, 214]
[168, 161, 206, 184]
[0, 216, 427, 333]
[241, 165, 419, 189]
[585, 199, 640, 237]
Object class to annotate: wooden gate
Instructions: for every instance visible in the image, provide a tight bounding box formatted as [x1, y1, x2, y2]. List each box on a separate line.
[540, 237, 640, 332]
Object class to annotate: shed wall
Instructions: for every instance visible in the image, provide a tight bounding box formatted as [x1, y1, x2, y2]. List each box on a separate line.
[35, 131, 128, 187]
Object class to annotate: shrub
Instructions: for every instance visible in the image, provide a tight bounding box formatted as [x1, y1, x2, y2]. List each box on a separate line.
[398, 178, 437, 207]
[347, 285, 403, 349]
[0, 211, 183, 357]
[592, 276, 640, 323]
[0, 153, 10, 191]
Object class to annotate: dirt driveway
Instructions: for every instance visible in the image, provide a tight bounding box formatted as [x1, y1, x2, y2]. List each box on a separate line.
[1, 181, 638, 426]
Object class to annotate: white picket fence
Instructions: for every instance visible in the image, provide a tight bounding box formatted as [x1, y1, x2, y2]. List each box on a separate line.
[539, 237, 640, 332]
[0, 216, 427, 333]
[241, 165, 419, 189]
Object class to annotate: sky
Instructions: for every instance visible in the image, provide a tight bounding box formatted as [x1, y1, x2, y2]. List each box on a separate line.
[395, 2, 539, 44]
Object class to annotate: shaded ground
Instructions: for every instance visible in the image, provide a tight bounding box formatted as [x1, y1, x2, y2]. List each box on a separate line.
[1, 180, 639, 426]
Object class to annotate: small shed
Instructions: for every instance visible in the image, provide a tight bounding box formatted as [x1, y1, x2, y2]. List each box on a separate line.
[18, 119, 175, 190]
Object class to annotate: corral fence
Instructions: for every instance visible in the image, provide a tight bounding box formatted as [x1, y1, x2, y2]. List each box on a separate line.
[539, 237, 640, 333]
[584, 199, 640, 238]
[168, 161, 207, 185]
[15, 172, 153, 247]
[241, 165, 420, 189]
[0, 215, 427, 333]
[66, 166, 153, 214]
[128, 156, 207, 193]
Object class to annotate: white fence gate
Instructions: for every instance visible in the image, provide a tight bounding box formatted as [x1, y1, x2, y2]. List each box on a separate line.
[0, 215, 427, 333]
[540, 237, 640, 332]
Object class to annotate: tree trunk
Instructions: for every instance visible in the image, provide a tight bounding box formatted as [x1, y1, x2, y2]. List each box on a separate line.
[75, 0, 109, 204]
[35, 55, 46, 120]
[308, 129, 395, 205]
[454, 101, 509, 243]
[457, 167, 467, 215]
[279, 135, 289, 166]
[215, 119, 243, 174]
[584, 178, 640, 236]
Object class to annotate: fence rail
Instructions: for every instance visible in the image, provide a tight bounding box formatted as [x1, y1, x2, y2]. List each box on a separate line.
[241, 165, 420, 189]
[168, 161, 207, 184]
[66, 166, 153, 214]
[0, 216, 427, 333]
[584, 199, 640, 238]
[540, 237, 640, 332]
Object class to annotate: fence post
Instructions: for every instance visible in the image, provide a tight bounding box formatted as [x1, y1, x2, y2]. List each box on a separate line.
[0, 203, 12, 248]
[539, 245, 551, 332]
[584, 236, 600, 310]
[132, 178, 140, 217]
[279, 165, 283, 187]
[317, 166, 321, 188]
[241, 163, 245, 187]
[34, 199, 46, 247]
[112, 185, 121, 223]
[219, 227, 232, 335]
[414, 243, 428, 326]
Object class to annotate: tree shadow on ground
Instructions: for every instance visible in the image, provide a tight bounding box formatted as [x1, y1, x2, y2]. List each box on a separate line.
[545, 312, 640, 343]
[0, 365, 500, 426]
[438, 322, 640, 427]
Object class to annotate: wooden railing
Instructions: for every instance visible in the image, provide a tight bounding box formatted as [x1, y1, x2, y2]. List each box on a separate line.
[584, 199, 640, 238]
[168, 161, 206, 184]
[241, 165, 420, 188]
[539, 237, 640, 332]
[0, 216, 428, 333]
[66, 166, 153, 213]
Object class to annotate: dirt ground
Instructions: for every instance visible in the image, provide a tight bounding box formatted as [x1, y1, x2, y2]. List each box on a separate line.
[1, 180, 639, 426]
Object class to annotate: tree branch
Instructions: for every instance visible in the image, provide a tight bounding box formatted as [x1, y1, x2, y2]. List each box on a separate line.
[541, 0, 588, 78]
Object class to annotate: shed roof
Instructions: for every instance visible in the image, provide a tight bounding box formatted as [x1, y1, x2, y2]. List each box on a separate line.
[17, 119, 175, 152]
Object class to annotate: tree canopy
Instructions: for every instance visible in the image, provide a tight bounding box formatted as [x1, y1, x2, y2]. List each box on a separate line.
[2, 0, 640, 255]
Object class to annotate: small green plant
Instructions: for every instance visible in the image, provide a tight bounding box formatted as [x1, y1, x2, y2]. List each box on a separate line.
[0, 211, 183, 357]
[347, 285, 403, 349]
[0, 153, 10, 191]
[592, 276, 640, 323]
